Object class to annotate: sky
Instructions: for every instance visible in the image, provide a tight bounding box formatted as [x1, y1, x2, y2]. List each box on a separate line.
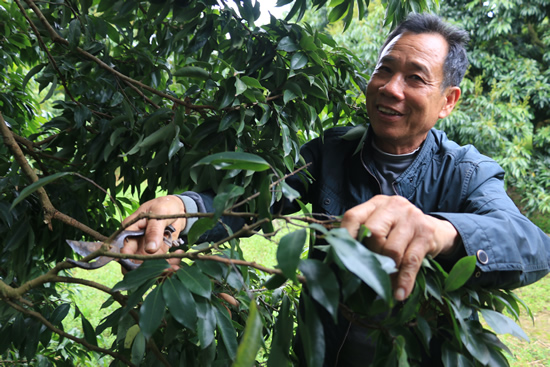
[256, 1, 293, 24]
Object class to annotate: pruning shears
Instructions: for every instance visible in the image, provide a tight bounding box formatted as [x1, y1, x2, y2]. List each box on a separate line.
[66, 225, 184, 271]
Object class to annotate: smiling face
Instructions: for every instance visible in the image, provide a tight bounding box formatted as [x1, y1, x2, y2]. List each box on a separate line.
[366, 32, 461, 154]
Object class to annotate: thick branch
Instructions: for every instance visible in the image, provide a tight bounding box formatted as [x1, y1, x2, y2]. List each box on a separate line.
[0, 112, 54, 209]
[1, 112, 107, 240]
[527, 23, 545, 49]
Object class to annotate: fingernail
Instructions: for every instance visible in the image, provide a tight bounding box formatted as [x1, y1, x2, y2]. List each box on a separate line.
[395, 288, 405, 301]
[146, 241, 157, 252]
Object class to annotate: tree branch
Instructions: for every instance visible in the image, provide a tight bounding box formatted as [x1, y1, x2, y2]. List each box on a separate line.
[0, 112, 107, 240]
[3, 299, 136, 367]
[15, 0, 76, 102]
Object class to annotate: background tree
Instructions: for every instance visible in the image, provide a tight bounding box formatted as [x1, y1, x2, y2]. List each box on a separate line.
[439, 0, 550, 216]
[0, 0, 541, 366]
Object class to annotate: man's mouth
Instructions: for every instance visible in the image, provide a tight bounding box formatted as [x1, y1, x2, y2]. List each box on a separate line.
[377, 106, 403, 116]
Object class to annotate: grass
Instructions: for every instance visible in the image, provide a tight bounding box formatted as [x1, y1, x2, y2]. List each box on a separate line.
[500, 274, 550, 366]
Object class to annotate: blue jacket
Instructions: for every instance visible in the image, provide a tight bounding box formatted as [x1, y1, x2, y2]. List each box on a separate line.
[283, 126, 550, 288]
[185, 126, 550, 288]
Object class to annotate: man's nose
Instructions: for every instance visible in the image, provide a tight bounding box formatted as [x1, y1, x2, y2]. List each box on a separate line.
[380, 74, 405, 99]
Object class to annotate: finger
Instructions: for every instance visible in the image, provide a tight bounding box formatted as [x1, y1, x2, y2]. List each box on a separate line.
[120, 236, 139, 255]
[377, 217, 415, 268]
[394, 241, 425, 301]
[340, 200, 378, 238]
[143, 219, 171, 254]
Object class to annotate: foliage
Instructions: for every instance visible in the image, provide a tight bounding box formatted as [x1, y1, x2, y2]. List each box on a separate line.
[0, 0, 536, 366]
[437, 0, 550, 215]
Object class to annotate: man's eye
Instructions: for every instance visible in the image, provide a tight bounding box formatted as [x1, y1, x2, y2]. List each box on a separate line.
[376, 66, 391, 73]
[410, 75, 424, 82]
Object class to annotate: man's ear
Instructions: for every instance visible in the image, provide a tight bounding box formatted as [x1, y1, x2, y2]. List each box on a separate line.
[438, 86, 461, 119]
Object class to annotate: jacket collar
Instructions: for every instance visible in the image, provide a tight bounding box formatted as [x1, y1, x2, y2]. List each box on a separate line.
[361, 126, 436, 198]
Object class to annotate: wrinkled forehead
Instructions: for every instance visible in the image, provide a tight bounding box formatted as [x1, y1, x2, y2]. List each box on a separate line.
[377, 32, 448, 74]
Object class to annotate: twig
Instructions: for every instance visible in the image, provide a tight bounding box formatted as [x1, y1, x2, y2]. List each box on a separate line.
[123, 79, 160, 109]
[15, 0, 76, 102]
[231, 162, 312, 210]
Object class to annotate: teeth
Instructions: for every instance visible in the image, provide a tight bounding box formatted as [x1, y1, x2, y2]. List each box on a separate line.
[378, 106, 401, 115]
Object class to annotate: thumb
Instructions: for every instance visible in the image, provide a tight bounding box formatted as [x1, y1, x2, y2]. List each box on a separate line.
[143, 220, 168, 254]
[395, 251, 422, 301]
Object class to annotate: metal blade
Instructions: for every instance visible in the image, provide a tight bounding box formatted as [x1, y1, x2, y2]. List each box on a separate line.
[66, 240, 104, 257]
[66, 239, 119, 269]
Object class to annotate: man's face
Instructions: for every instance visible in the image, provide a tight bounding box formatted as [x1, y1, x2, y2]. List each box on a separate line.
[366, 32, 460, 154]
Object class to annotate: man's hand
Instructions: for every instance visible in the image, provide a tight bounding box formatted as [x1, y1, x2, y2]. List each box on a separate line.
[121, 195, 187, 271]
[340, 195, 459, 301]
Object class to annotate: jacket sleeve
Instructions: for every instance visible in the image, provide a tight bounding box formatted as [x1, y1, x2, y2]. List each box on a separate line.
[432, 160, 550, 289]
[175, 191, 247, 243]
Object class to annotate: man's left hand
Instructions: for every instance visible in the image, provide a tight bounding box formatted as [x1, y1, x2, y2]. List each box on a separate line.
[340, 195, 459, 301]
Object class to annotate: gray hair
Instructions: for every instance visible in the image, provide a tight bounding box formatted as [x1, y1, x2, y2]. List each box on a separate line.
[380, 13, 469, 89]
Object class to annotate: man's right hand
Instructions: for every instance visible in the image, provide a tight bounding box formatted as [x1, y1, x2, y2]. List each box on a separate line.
[121, 195, 187, 270]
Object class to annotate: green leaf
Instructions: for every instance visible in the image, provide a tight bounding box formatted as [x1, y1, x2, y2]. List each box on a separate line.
[126, 123, 177, 156]
[81, 315, 98, 347]
[235, 78, 248, 95]
[192, 152, 271, 171]
[290, 52, 308, 70]
[39, 75, 57, 103]
[168, 132, 184, 160]
[174, 66, 210, 79]
[327, 229, 395, 302]
[112, 260, 170, 292]
[74, 104, 91, 127]
[219, 111, 240, 132]
[11, 172, 73, 210]
[459, 322, 491, 365]
[298, 295, 325, 367]
[328, 1, 349, 22]
[162, 277, 198, 329]
[196, 298, 216, 348]
[214, 302, 238, 360]
[240, 76, 264, 89]
[233, 300, 263, 367]
[139, 286, 166, 340]
[68, 19, 81, 45]
[277, 36, 299, 52]
[22, 64, 45, 90]
[444, 255, 476, 292]
[283, 88, 298, 104]
[50, 303, 71, 326]
[176, 265, 212, 299]
[283, 82, 303, 104]
[277, 229, 306, 282]
[124, 324, 140, 349]
[267, 295, 293, 367]
[281, 181, 301, 202]
[414, 315, 432, 350]
[263, 273, 288, 290]
[480, 309, 529, 341]
[219, 84, 236, 109]
[299, 259, 339, 322]
[441, 342, 473, 367]
[130, 331, 146, 365]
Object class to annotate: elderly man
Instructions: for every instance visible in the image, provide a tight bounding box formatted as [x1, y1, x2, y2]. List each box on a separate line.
[122, 13, 550, 365]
